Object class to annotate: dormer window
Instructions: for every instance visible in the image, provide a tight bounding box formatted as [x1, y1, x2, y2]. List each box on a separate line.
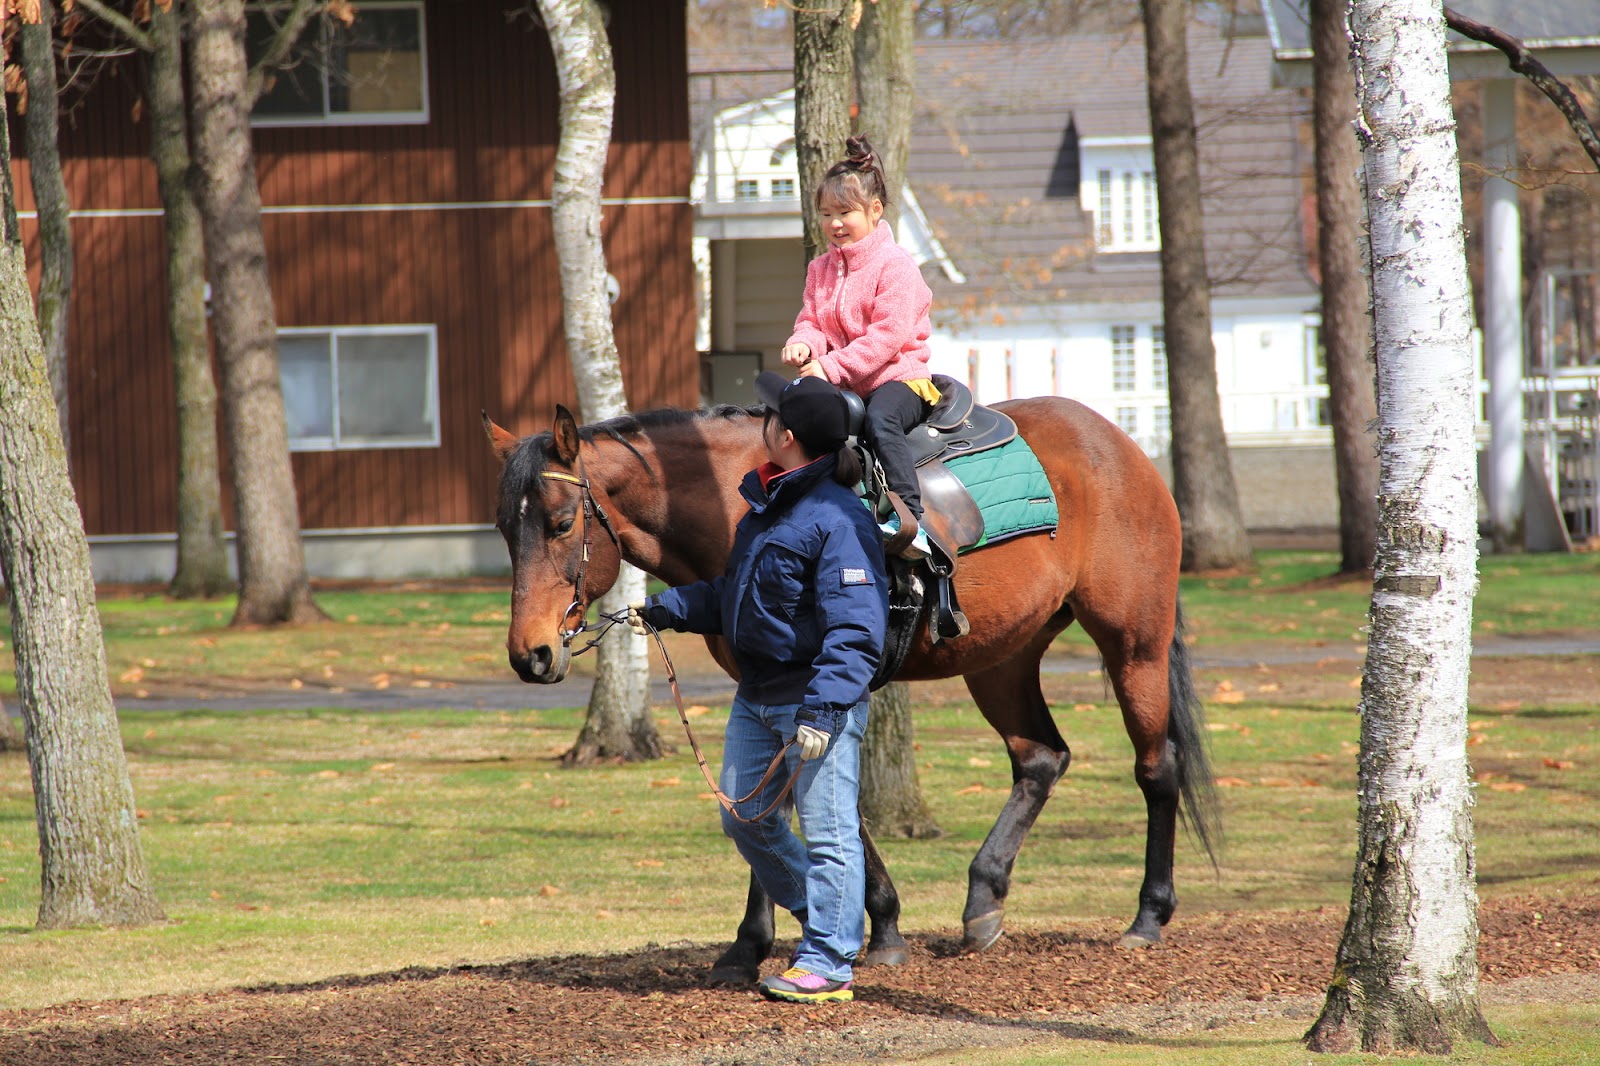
[1081, 138, 1159, 253]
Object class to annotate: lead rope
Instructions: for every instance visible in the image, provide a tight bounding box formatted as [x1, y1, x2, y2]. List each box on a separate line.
[596, 610, 803, 825]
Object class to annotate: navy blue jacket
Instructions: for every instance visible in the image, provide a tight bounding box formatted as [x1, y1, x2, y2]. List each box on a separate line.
[644, 453, 888, 715]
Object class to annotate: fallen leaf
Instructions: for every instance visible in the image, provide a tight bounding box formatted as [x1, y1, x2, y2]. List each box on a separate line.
[480, 917, 497, 927]
[967, 757, 991, 768]
[594, 909, 613, 920]
[954, 784, 986, 795]
[316, 770, 340, 780]
[650, 777, 681, 788]
[550, 796, 570, 808]
[1468, 734, 1486, 746]
[1348, 676, 1363, 688]
[539, 884, 562, 897]
[636, 859, 665, 868]
[1492, 700, 1522, 712]
[1489, 781, 1527, 792]
[1542, 758, 1575, 770]
[1259, 777, 1297, 788]
[1216, 777, 1252, 788]
[1214, 680, 1236, 692]
[371, 763, 396, 772]
[1212, 691, 1246, 704]
[1072, 703, 1096, 712]
[684, 705, 711, 718]
[118, 666, 145, 683]
[1256, 683, 1281, 693]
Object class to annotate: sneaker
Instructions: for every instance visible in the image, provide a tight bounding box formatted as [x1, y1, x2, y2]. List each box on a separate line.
[758, 966, 853, 1003]
[900, 527, 931, 560]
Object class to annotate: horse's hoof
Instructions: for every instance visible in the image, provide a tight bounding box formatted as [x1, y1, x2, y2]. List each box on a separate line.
[962, 910, 1004, 953]
[707, 965, 759, 986]
[1118, 931, 1161, 950]
[859, 943, 910, 968]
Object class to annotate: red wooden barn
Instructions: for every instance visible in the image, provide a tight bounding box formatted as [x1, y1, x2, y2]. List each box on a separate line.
[11, 0, 695, 580]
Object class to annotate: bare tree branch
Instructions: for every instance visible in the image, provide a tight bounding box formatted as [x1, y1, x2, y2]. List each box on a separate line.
[74, 0, 154, 52]
[246, 0, 320, 105]
[1444, 6, 1600, 171]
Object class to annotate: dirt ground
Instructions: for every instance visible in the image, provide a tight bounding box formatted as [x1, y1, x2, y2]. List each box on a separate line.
[2, 893, 1597, 1066]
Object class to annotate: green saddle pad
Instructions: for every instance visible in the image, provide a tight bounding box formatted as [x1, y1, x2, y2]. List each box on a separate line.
[942, 436, 1059, 554]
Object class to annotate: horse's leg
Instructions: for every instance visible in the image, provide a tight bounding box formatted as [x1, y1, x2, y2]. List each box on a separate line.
[708, 871, 774, 984]
[1099, 605, 1220, 948]
[960, 643, 1071, 953]
[858, 820, 909, 967]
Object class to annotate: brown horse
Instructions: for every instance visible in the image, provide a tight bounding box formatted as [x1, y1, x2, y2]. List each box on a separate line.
[485, 397, 1218, 981]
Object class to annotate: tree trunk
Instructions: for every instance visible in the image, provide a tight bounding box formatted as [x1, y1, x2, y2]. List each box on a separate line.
[1311, 0, 1379, 576]
[858, 680, 940, 837]
[536, 0, 662, 765]
[188, 0, 325, 626]
[1305, 0, 1496, 1052]
[794, 0, 855, 263]
[0, 110, 165, 929]
[851, 0, 938, 839]
[853, 0, 913, 233]
[1140, 0, 1253, 573]
[19, 0, 73, 455]
[151, 1, 232, 599]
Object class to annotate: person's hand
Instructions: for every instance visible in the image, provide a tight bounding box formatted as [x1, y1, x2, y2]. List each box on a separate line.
[796, 724, 831, 761]
[626, 601, 651, 636]
[796, 359, 827, 380]
[781, 343, 811, 367]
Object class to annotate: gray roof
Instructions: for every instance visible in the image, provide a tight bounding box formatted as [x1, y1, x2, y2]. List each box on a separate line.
[1267, 0, 1600, 56]
[692, 20, 1318, 321]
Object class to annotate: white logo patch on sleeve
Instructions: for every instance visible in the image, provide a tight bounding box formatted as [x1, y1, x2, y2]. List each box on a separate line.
[841, 567, 871, 586]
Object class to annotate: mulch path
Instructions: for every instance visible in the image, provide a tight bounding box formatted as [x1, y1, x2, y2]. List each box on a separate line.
[3, 893, 1596, 1066]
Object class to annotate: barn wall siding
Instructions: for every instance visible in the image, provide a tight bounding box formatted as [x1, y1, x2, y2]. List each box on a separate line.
[15, 0, 692, 538]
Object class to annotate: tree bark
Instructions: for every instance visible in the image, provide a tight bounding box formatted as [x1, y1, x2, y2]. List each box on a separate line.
[536, 0, 662, 766]
[1305, 0, 1496, 1052]
[19, 0, 73, 455]
[1311, 0, 1379, 575]
[188, 0, 325, 626]
[851, 0, 938, 839]
[1140, 0, 1253, 573]
[0, 107, 165, 929]
[794, 0, 855, 263]
[853, 0, 913, 232]
[150, 1, 232, 599]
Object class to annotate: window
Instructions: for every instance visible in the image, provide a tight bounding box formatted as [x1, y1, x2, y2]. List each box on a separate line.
[1111, 324, 1137, 392]
[1116, 406, 1139, 436]
[734, 179, 761, 201]
[1082, 141, 1159, 252]
[1153, 404, 1171, 442]
[279, 326, 439, 451]
[250, 2, 427, 126]
[1151, 325, 1167, 393]
[771, 178, 796, 198]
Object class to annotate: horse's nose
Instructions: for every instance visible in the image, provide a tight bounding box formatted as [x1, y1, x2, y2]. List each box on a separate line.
[509, 644, 567, 684]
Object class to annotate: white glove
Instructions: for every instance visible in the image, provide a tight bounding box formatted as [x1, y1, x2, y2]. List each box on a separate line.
[796, 724, 831, 761]
[626, 601, 650, 636]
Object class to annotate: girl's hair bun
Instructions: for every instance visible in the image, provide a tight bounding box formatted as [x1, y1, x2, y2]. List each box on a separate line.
[844, 134, 875, 170]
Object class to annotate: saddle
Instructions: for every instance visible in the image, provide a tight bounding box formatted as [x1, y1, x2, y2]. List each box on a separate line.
[843, 375, 1018, 653]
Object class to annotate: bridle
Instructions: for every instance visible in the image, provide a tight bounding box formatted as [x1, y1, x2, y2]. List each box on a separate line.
[538, 460, 803, 823]
[539, 458, 620, 649]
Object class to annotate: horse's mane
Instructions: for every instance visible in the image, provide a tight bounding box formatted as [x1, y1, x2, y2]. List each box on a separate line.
[497, 404, 760, 528]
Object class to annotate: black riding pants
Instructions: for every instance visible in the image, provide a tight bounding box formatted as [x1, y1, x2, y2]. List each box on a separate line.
[865, 380, 930, 519]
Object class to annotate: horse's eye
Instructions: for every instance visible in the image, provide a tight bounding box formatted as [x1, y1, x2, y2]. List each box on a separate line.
[553, 517, 575, 536]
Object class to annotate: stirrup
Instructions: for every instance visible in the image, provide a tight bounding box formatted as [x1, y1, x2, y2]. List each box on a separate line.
[882, 492, 920, 557]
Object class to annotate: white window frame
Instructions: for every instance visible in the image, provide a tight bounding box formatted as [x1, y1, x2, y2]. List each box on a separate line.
[1115, 406, 1139, 436]
[734, 179, 761, 201]
[1151, 324, 1168, 393]
[770, 177, 796, 199]
[1111, 324, 1138, 393]
[250, 1, 429, 128]
[1082, 138, 1160, 253]
[279, 324, 440, 452]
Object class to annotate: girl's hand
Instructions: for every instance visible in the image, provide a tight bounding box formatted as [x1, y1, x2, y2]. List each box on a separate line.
[781, 343, 811, 367]
[796, 360, 827, 380]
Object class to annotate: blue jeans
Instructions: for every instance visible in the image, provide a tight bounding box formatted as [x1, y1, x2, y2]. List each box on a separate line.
[719, 695, 868, 983]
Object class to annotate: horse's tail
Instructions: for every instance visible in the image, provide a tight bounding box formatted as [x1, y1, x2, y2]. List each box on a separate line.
[1168, 597, 1222, 869]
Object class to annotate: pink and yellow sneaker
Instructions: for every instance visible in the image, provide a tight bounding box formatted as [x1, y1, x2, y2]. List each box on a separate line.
[758, 966, 853, 1003]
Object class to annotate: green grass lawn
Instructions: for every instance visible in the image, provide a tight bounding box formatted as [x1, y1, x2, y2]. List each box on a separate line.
[0, 686, 1594, 1009]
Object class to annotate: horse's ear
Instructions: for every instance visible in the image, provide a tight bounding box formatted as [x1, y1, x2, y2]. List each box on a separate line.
[552, 405, 581, 464]
[482, 411, 520, 463]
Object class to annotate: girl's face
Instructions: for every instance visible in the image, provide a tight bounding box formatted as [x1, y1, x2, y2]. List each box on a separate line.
[819, 196, 883, 248]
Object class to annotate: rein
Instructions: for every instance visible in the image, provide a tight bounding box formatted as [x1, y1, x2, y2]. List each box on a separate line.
[584, 608, 803, 825]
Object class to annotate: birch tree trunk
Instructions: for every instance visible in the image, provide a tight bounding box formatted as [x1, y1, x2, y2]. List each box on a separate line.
[19, 0, 73, 454]
[1140, 0, 1253, 573]
[0, 108, 165, 929]
[853, 0, 938, 840]
[1311, 0, 1379, 576]
[152, 1, 232, 599]
[536, 0, 661, 765]
[188, 0, 325, 626]
[1305, 0, 1497, 1051]
[794, 0, 855, 263]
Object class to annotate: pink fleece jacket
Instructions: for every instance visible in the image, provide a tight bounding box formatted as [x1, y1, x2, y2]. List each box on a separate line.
[786, 220, 933, 395]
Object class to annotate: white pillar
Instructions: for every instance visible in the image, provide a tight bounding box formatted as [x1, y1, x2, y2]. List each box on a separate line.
[1483, 79, 1524, 551]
